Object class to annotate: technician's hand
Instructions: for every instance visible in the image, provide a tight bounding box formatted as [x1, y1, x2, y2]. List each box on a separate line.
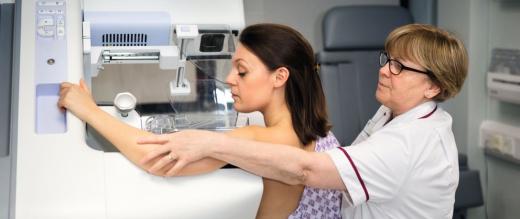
[58, 79, 99, 121]
[138, 130, 221, 176]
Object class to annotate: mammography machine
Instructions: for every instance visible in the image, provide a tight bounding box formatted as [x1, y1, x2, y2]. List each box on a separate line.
[6, 0, 263, 218]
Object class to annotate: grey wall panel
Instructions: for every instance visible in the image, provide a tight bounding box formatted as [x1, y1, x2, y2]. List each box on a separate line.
[0, 156, 10, 219]
[0, 3, 14, 219]
[0, 4, 13, 157]
[409, 0, 437, 25]
[243, 0, 399, 51]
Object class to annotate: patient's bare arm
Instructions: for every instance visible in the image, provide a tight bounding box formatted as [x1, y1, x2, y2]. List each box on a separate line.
[58, 80, 226, 176]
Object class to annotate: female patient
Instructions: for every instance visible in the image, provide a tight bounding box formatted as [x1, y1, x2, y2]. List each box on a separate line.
[59, 23, 341, 218]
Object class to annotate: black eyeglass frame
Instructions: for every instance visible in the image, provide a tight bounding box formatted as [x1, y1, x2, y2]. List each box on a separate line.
[379, 51, 434, 77]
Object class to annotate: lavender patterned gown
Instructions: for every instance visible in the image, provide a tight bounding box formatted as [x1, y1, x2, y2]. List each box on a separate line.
[288, 132, 342, 219]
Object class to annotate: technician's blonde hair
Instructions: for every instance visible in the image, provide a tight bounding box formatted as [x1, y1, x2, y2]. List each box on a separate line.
[385, 24, 468, 102]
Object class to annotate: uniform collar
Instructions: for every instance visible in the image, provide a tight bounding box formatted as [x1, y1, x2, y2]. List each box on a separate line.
[384, 101, 437, 127]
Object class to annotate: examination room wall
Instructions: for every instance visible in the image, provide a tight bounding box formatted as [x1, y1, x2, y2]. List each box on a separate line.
[243, 0, 399, 51]
[439, 0, 520, 219]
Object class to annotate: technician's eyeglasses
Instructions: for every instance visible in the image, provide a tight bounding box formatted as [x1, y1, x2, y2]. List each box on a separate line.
[379, 51, 433, 77]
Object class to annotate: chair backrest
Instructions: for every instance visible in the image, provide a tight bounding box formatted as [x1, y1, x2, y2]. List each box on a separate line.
[318, 5, 413, 145]
[453, 154, 484, 219]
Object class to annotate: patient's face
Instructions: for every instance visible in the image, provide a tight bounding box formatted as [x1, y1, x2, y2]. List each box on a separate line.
[226, 44, 276, 113]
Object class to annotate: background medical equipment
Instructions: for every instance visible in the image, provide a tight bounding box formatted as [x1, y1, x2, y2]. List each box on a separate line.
[483, 48, 520, 165]
[480, 120, 520, 164]
[487, 48, 520, 105]
[5, 0, 263, 218]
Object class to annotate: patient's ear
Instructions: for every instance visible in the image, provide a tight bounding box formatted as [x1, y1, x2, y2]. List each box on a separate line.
[273, 67, 290, 88]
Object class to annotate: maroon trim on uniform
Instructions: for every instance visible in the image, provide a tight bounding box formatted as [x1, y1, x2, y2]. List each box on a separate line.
[419, 105, 437, 119]
[338, 147, 370, 202]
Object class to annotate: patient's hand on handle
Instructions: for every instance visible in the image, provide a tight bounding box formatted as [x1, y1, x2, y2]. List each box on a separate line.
[58, 79, 98, 121]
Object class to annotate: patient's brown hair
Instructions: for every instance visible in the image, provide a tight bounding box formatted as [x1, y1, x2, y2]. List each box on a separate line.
[239, 23, 331, 145]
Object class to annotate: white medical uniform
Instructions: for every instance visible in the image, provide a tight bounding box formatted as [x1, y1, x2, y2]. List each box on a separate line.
[326, 101, 459, 219]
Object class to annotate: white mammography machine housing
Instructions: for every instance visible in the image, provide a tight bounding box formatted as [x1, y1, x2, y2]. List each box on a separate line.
[8, 0, 263, 218]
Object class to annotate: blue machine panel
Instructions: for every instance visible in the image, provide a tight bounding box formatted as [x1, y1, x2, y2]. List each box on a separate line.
[84, 11, 171, 47]
[35, 1, 67, 134]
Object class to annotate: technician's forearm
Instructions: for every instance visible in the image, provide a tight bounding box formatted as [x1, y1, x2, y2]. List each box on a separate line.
[208, 135, 347, 190]
[210, 136, 312, 185]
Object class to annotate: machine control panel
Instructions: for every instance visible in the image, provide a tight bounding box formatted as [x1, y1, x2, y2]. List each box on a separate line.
[35, 1, 68, 134]
[36, 1, 66, 39]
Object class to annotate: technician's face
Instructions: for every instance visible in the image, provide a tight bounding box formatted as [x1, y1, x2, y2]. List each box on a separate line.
[376, 53, 434, 115]
[226, 44, 276, 113]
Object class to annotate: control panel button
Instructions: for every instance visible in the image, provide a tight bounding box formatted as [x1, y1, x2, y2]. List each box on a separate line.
[37, 28, 55, 37]
[38, 17, 54, 26]
[38, 1, 65, 6]
[57, 27, 65, 37]
[56, 17, 65, 25]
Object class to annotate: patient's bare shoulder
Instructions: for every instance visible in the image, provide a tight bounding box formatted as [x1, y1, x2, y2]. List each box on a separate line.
[253, 126, 301, 147]
[226, 125, 264, 141]
[227, 125, 301, 147]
